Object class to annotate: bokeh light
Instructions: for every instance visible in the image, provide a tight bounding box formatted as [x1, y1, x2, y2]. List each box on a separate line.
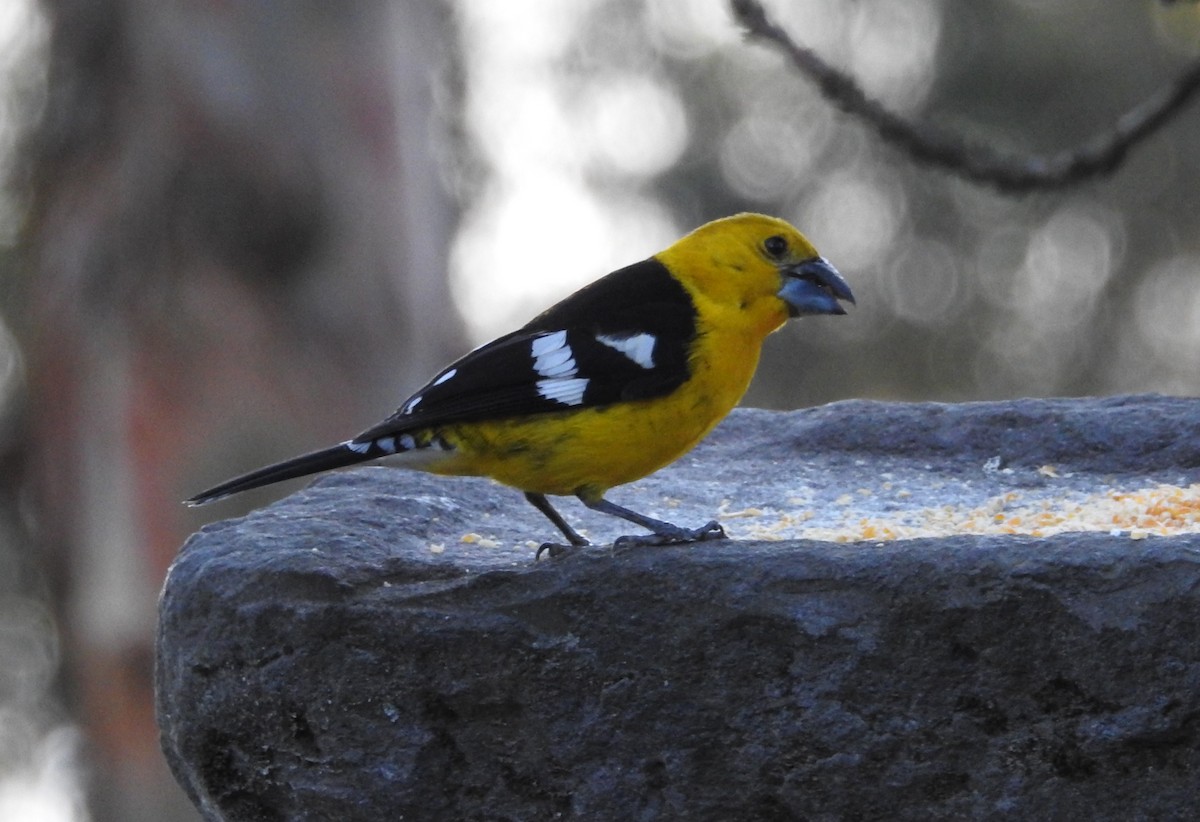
[580, 75, 688, 178]
[800, 168, 907, 273]
[1127, 253, 1200, 390]
[1007, 204, 1121, 322]
[720, 102, 833, 201]
[643, 0, 739, 59]
[882, 238, 963, 328]
[848, 0, 942, 113]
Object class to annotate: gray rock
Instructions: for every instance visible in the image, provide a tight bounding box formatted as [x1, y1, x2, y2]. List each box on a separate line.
[158, 396, 1200, 820]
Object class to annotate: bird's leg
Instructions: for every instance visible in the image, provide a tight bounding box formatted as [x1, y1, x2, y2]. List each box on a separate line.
[525, 492, 590, 559]
[579, 495, 727, 548]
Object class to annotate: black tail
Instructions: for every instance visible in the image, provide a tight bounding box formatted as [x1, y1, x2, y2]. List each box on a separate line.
[185, 442, 371, 506]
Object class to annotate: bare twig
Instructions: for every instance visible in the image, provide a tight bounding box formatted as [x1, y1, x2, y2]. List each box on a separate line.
[731, 0, 1200, 192]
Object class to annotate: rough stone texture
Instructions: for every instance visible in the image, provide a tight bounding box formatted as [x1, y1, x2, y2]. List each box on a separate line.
[158, 395, 1200, 821]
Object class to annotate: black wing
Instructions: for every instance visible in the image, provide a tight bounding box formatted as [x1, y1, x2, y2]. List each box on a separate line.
[356, 258, 697, 441]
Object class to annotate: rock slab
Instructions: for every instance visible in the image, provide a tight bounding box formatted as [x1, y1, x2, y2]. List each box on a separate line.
[158, 396, 1200, 820]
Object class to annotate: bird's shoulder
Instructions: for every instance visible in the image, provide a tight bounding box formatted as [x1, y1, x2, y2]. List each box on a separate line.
[521, 256, 696, 336]
[356, 258, 701, 440]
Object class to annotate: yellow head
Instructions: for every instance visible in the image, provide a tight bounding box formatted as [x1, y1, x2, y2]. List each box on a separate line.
[655, 213, 853, 339]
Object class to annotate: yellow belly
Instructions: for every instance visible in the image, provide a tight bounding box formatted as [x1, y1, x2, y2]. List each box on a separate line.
[431, 403, 709, 497]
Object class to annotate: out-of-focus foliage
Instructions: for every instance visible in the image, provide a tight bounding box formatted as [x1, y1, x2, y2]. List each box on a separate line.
[453, 0, 1200, 404]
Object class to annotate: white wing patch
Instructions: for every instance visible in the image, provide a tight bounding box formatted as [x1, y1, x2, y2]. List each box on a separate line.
[596, 332, 656, 369]
[531, 330, 578, 378]
[432, 368, 457, 386]
[537, 376, 589, 406]
[532, 331, 589, 405]
[402, 395, 423, 414]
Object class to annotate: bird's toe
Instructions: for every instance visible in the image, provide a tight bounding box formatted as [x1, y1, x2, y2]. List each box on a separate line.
[535, 541, 581, 560]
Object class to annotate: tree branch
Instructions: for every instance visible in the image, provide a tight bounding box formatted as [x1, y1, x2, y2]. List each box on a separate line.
[731, 0, 1200, 193]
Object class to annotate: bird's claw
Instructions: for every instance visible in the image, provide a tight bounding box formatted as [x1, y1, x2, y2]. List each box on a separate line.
[695, 520, 728, 541]
[535, 541, 586, 560]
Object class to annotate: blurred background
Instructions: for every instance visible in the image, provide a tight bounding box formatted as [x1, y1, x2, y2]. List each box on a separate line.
[0, 0, 1197, 818]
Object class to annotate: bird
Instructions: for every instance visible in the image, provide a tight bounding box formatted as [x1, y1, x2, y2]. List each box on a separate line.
[186, 213, 854, 557]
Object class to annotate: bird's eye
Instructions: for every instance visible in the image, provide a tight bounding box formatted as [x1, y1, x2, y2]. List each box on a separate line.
[763, 235, 788, 259]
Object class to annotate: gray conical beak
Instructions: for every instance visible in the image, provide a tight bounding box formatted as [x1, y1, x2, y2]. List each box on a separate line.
[778, 257, 855, 317]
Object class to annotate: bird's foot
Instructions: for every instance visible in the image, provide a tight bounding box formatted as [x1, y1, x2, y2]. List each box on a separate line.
[613, 520, 727, 549]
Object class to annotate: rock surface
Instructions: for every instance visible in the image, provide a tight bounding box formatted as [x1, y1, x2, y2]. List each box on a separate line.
[158, 395, 1200, 820]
